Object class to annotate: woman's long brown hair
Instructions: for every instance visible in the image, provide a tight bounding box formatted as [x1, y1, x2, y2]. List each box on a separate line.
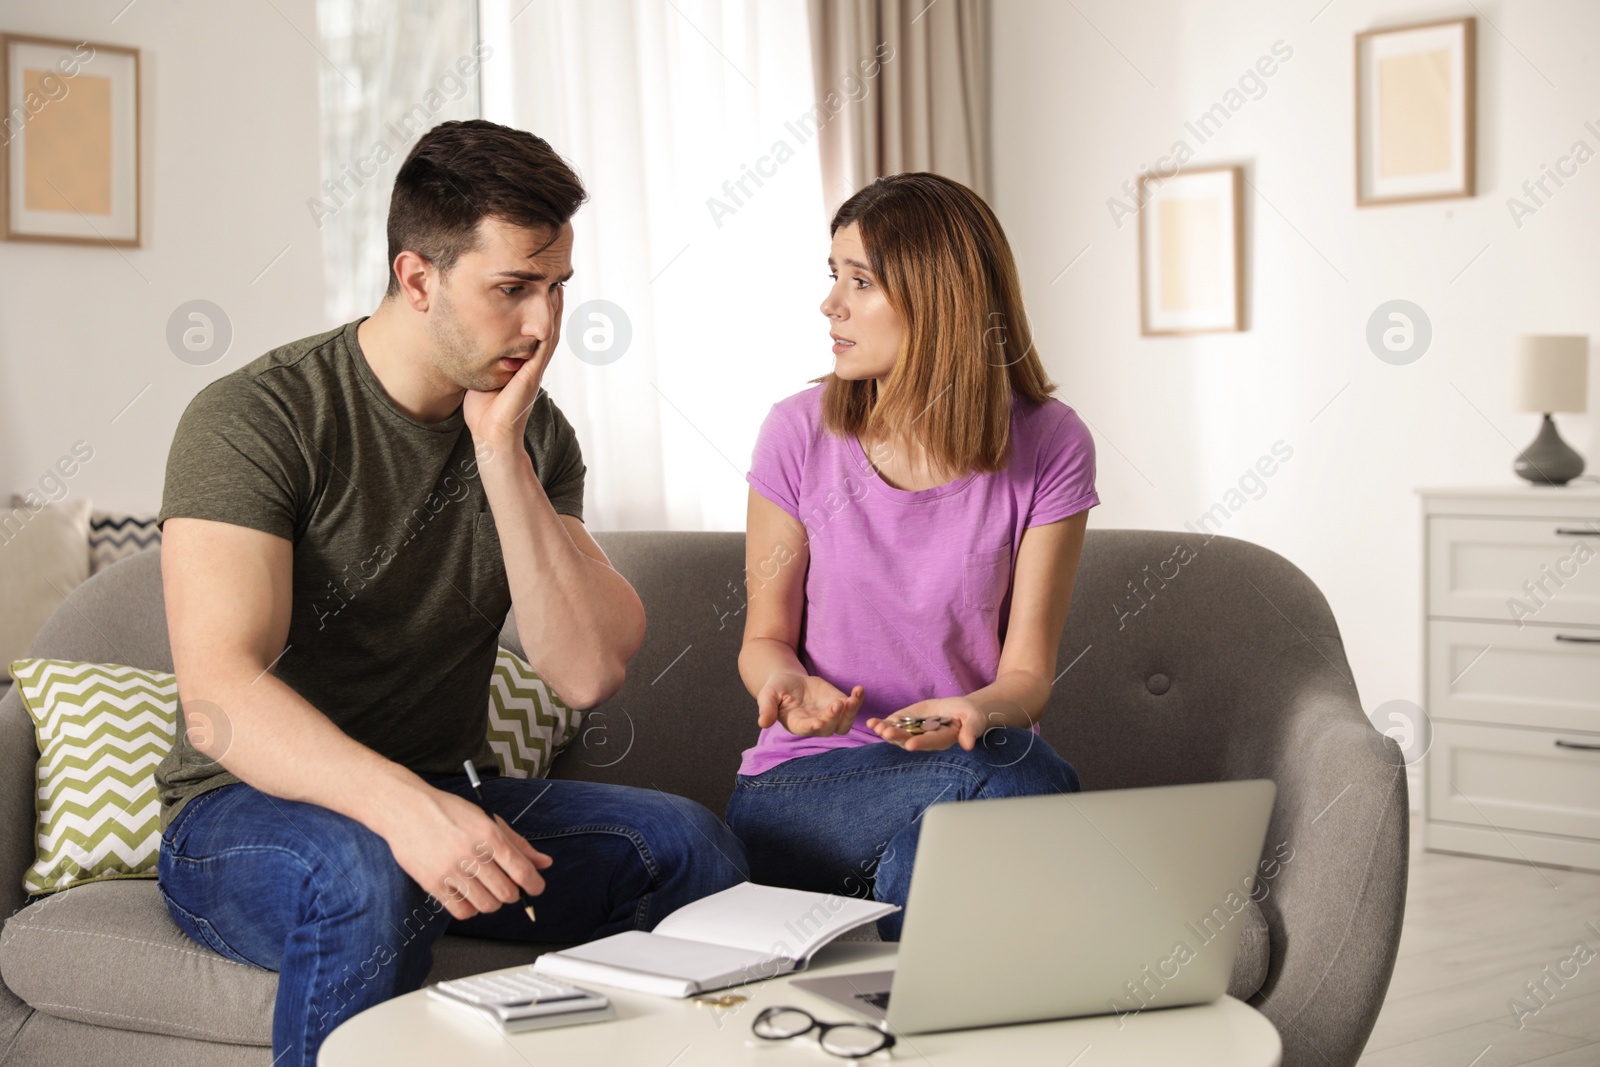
[812, 172, 1056, 476]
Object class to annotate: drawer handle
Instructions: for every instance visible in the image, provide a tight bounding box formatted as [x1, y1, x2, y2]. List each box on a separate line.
[1555, 739, 1600, 752]
[1554, 634, 1600, 644]
[1554, 527, 1599, 536]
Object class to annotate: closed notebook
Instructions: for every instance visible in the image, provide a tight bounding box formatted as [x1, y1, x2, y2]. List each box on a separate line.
[532, 883, 898, 997]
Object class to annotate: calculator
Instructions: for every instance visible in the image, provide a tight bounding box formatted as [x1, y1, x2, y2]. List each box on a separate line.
[427, 965, 614, 1032]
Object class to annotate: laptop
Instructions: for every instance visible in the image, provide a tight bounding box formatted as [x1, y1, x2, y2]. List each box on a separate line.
[792, 778, 1276, 1035]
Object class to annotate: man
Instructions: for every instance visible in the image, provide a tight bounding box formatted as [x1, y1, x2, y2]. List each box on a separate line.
[154, 119, 747, 1066]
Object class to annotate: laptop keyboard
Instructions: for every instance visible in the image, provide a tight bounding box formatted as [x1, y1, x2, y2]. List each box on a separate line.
[856, 990, 891, 1011]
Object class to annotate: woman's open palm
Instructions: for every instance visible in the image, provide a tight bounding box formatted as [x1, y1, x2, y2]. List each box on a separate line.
[757, 672, 864, 737]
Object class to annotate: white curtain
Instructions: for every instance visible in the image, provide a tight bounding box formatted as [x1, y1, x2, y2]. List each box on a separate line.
[313, 0, 482, 327]
[480, 0, 831, 531]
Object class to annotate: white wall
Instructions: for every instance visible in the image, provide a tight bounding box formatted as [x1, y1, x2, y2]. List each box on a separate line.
[992, 0, 1599, 803]
[0, 0, 327, 513]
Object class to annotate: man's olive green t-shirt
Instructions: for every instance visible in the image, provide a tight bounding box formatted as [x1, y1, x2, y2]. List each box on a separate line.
[154, 316, 585, 832]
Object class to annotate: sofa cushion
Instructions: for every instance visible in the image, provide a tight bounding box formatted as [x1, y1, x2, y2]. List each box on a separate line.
[0, 880, 563, 1045]
[9, 659, 177, 895]
[1, 880, 274, 1044]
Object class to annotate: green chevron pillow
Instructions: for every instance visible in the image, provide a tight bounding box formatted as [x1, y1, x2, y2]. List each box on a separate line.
[8, 659, 178, 896]
[9, 650, 580, 896]
[486, 647, 585, 778]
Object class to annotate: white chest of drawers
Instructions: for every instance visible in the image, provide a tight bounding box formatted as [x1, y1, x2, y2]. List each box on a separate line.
[1419, 484, 1600, 871]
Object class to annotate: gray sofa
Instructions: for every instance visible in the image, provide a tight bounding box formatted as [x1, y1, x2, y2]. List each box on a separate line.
[0, 530, 1406, 1066]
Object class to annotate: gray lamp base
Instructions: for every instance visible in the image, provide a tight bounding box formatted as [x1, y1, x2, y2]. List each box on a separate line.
[1514, 413, 1586, 486]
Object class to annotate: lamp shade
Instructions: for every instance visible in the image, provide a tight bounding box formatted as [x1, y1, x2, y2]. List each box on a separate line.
[1512, 334, 1589, 414]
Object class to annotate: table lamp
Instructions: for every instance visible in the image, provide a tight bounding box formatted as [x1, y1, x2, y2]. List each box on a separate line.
[1511, 334, 1589, 486]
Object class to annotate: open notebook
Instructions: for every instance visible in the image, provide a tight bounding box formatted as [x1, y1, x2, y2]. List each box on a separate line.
[532, 883, 898, 997]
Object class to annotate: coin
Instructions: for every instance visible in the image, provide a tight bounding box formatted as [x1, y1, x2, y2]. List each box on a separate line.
[891, 715, 953, 734]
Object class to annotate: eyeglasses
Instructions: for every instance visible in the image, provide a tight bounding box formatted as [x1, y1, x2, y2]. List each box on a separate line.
[751, 1005, 896, 1058]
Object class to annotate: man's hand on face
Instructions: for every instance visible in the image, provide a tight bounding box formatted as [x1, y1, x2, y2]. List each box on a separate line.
[462, 347, 551, 454]
[460, 219, 572, 453]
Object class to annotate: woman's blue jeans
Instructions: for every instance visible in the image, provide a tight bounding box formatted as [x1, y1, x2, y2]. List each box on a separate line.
[156, 770, 748, 1067]
[725, 727, 1081, 941]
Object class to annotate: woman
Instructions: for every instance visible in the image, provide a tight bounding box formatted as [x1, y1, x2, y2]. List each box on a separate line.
[726, 173, 1099, 940]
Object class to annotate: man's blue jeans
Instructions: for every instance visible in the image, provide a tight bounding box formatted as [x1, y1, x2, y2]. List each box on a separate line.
[724, 727, 1080, 940]
[156, 771, 748, 1066]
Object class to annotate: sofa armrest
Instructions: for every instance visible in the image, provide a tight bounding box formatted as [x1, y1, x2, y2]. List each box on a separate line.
[0, 686, 35, 927]
[1227, 650, 1408, 1067]
[0, 684, 42, 1053]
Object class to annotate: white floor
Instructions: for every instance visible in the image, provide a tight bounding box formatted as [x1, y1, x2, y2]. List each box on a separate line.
[1355, 814, 1600, 1066]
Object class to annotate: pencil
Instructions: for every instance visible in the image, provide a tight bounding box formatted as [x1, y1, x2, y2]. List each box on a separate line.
[462, 760, 537, 922]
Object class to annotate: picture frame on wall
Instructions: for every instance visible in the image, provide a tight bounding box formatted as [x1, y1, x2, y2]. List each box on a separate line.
[1355, 16, 1475, 207]
[1, 34, 141, 246]
[1137, 165, 1243, 336]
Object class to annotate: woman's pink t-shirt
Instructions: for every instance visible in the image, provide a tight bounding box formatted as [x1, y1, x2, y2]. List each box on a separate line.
[739, 384, 1100, 776]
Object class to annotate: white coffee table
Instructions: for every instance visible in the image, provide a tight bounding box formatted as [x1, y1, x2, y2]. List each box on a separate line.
[319, 942, 1282, 1066]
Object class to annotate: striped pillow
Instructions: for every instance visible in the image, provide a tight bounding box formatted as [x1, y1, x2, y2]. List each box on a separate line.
[8, 659, 176, 895]
[485, 648, 585, 778]
[88, 511, 162, 573]
[9, 650, 581, 894]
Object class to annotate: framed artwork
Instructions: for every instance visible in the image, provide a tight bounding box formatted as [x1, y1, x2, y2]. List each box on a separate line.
[1137, 165, 1243, 336]
[1, 34, 141, 246]
[1355, 16, 1475, 206]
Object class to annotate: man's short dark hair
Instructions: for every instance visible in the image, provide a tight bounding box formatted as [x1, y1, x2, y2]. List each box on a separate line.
[384, 120, 588, 297]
